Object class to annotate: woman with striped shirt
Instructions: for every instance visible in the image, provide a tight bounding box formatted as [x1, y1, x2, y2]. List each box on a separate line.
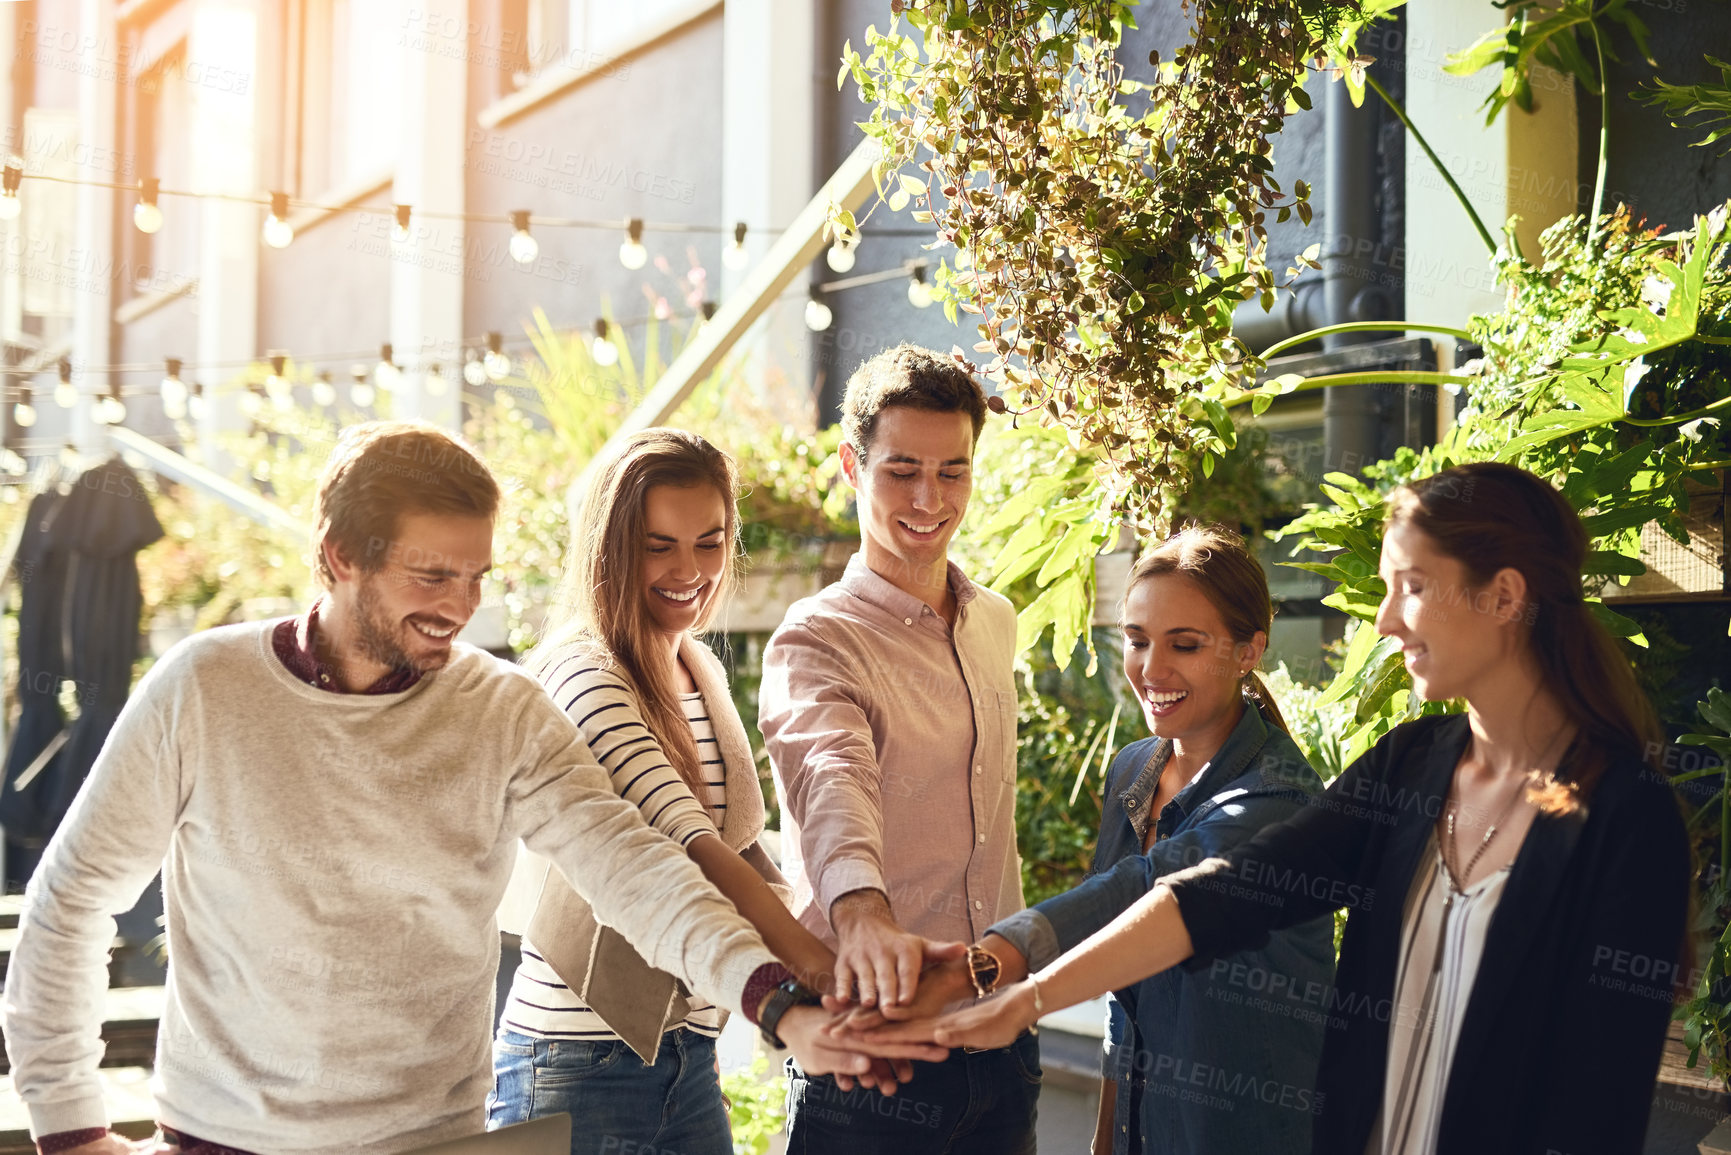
[488, 429, 858, 1154]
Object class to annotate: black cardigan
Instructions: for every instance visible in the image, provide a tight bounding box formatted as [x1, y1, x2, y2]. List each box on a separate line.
[1164, 713, 1691, 1155]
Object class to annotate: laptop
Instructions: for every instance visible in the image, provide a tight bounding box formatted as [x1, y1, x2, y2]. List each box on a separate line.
[402, 1114, 572, 1154]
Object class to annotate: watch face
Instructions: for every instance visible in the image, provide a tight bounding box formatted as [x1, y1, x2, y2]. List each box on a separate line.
[969, 946, 1001, 992]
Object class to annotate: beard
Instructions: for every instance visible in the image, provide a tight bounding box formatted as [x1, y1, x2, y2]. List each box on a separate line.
[352, 575, 458, 674]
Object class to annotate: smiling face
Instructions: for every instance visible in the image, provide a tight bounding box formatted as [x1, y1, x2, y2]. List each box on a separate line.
[339, 510, 493, 675]
[1374, 518, 1526, 702]
[842, 406, 975, 590]
[641, 482, 729, 638]
[1122, 573, 1264, 757]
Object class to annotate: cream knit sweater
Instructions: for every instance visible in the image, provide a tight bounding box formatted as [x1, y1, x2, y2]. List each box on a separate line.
[1, 621, 774, 1154]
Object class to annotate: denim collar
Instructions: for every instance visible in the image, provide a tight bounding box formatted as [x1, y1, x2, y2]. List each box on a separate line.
[1120, 699, 1274, 843]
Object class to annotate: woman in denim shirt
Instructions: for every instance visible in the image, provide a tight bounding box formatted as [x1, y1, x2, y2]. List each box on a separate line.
[985, 526, 1335, 1154]
[845, 525, 1335, 1154]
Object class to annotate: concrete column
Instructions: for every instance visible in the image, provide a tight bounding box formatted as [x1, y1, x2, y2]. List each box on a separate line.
[190, 0, 261, 458]
[720, 0, 814, 410]
[1403, 1, 1577, 328]
[70, 0, 118, 453]
[390, 22, 466, 430]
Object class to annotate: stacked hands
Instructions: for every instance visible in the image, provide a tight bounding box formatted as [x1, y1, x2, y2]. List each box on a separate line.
[781, 892, 1042, 1096]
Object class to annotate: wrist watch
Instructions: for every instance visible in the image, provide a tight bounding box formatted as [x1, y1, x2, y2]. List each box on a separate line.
[758, 978, 821, 1049]
[966, 943, 1003, 999]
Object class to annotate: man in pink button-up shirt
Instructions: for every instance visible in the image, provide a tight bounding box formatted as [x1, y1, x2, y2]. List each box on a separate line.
[760, 345, 1037, 1154]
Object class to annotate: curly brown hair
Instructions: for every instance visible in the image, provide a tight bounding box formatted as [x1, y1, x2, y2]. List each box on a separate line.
[840, 343, 988, 460]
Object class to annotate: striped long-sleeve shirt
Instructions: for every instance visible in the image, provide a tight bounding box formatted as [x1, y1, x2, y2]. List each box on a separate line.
[502, 649, 731, 1040]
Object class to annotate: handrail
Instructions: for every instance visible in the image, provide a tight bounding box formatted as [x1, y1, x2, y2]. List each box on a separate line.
[107, 425, 307, 542]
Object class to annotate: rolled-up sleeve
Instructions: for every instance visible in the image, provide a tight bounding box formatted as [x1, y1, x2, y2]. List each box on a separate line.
[759, 619, 886, 917]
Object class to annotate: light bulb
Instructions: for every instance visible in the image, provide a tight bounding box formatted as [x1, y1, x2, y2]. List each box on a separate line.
[907, 270, 934, 309]
[188, 390, 206, 422]
[350, 381, 375, 407]
[160, 374, 186, 414]
[392, 204, 413, 246]
[239, 391, 262, 417]
[618, 219, 647, 269]
[54, 382, 76, 409]
[0, 194, 20, 223]
[263, 192, 293, 248]
[312, 375, 336, 406]
[162, 392, 186, 422]
[592, 333, 619, 367]
[376, 361, 399, 393]
[464, 358, 488, 387]
[271, 390, 294, 412]
[13, 400, 35, 427]
[804, 296, 833, 332]
[483, 350, 511, 381]
[723, 222, 750, 270]
[509, 228, 539, 265]
[826, 239, 857, 273]
[507, 211, 537, 266]
[425, 366, 448, 397]
[263, 214, 293, 248]
[100, 395, 127, 425]
[265, 373, 290, 402]
[133, 200, 163, 235]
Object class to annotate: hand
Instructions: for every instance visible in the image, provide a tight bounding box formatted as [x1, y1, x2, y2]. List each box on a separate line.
[779, 1005, 949, 1097]
[828, 890, 929, 1009]
[826, 947, 973, 1031]
[850, 979, 1041, 1054]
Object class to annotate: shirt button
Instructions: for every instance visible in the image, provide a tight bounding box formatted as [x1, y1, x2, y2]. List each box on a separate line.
[974, 764, 982, 775]
[903, 617, 913, 626]
[974, 900, 983, 910]
[977, 833, 986, 843]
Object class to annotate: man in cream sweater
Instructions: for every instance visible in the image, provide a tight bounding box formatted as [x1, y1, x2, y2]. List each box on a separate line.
[2, 422, 933, 1155]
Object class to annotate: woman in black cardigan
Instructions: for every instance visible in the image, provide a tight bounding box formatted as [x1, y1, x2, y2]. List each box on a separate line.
[871, 463, 1691, 1155]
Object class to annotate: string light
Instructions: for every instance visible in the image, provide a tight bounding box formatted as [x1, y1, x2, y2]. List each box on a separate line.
[508, 211, 538, 266]
[188, 380, 206, 422]
[263, 192, 294, 249]
[349, 366, 375, 408]
[483, 332, 511, 381]
[0, 160, 21, 223]
[97, 381, 127, 426]
[376, 344, 398, 392]
[907, 264, 934, 309]
[13, 384, 35, 428]
[424, 364, 447, 397]
[239, 384, 263, 418]
[134, 178, 163, 235]
[160, 357, 186, 420]
[618, 218, 647, 270]
[55, 359, 76, 409]
[265, 352, 292, 411]
[804, 287, 833, 332]
[392, 204, 413, 245]
[701, 300, 717, 322]
[723, 221, 749, 271]
[463, 353, 488, 387]
[826, 230, 857, 273]
[312, 370, 336, 407]
[591, 318, 619, 366]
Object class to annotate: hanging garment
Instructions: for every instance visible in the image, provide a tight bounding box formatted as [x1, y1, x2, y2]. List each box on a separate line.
[0, 458, 163, 866]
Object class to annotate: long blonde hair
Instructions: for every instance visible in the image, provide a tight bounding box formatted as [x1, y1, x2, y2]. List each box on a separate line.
[1126, 523, 1290, 734]
[531, 429, 741, 797]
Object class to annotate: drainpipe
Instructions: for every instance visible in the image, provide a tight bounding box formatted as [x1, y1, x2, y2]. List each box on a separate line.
[1321, 78, 1389, 476]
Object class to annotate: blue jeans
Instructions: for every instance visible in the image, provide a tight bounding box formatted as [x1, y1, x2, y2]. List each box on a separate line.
[486, 1027, 732, 1155]
[783, 1031, 1041, 1155]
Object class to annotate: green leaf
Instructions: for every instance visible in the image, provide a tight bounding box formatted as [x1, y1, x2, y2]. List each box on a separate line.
[1587, 599, 1649, 647]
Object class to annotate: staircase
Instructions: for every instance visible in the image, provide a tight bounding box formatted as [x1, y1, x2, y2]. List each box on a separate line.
[0, 895, 164, 1151]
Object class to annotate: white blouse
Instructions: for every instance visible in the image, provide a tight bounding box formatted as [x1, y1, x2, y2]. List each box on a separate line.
[1371, 837, 1512, 1155]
